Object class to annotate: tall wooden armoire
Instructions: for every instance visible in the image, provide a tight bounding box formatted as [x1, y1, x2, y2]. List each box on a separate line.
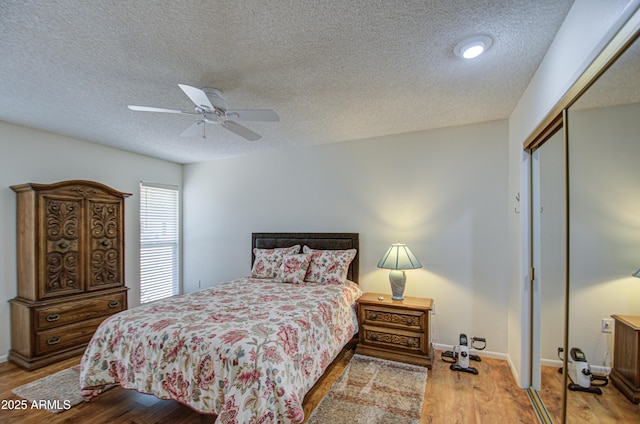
[9, 180, 131, 370]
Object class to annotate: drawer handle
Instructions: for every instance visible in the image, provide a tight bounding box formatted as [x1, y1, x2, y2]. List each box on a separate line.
[369, 333, 378, 341]
[47, 336, 61, 345]
[108, 300, 120, 308]
[46, 313, 60, 322]
[369, 312, 377, 320]
[58, 242, 70, 249]
[407, 338, 417, 347]
[101, 241, 111, 247]
[406, 317, 414, 325]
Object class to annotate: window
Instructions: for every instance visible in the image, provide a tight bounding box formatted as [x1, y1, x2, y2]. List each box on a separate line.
[140, 182, 180, 303]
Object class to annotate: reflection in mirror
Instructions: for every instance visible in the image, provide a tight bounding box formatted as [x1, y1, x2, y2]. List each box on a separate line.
[532, 128, 566, 423]
[566, 34, 640, 422]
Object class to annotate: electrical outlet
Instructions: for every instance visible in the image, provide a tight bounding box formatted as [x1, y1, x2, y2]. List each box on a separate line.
[601, 318, 613, 333]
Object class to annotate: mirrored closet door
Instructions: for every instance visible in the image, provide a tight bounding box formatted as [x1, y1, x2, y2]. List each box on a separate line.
[565, 29, 640, 423]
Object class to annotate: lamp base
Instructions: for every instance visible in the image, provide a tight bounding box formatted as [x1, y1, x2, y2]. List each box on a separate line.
[389, 269, 407, 300]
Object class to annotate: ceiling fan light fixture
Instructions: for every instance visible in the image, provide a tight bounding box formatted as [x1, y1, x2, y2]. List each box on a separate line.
[454, 35, 493, 59]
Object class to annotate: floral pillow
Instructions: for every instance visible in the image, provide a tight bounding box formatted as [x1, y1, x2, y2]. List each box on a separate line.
[251, 245, 301, 279]
[303, 246, 357, 284]
[276, 253, 313, 284]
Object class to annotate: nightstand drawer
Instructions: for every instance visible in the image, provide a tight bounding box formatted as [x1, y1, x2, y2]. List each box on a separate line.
[360, 305, 425, 331]
[361, 326, 426, 354]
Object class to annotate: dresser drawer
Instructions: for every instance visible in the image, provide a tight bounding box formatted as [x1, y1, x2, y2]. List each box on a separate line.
[360, 304, 425, 331]
[361, 326, 426, 354]
[35, 316, 107, 356]
[35, 292, 126, 330]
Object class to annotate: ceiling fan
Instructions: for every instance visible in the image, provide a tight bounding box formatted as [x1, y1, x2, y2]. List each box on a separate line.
[128, 84, 279, 141]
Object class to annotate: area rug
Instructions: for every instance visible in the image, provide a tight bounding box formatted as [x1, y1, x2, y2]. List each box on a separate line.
[12, 365, 88, 413]
[307, 354, 428, 424]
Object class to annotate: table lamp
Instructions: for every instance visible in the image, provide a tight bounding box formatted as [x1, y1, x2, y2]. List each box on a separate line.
[377, 243, 422, 300]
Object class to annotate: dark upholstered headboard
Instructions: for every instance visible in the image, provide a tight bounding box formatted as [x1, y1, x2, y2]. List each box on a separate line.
[251, 232, 359, 284]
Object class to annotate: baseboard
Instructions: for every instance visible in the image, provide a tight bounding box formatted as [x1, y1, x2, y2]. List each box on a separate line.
[541, 357, 610, 375]
[0, 354, 7, 363]
[541, 358, 562, 368]
[433, 342, 508, 361]
[507, 355, 525, 388]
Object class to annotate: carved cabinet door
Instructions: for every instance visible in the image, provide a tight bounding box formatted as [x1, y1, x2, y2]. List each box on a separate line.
[39, 193, 85, 298]
[87, 198, 124, 291]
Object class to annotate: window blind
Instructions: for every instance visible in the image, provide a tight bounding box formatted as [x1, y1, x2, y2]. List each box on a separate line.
[140, 182, 180, 303]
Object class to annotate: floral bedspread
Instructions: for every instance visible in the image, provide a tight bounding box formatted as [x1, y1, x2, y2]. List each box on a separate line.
[80, 278, 362, 423]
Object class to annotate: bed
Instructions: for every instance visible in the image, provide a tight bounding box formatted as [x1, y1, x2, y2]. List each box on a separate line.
[79, 232, 361, 423]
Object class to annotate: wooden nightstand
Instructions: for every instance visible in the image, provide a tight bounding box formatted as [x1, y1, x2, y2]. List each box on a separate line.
[610, 314, 640, 403]
[355, 292, 433, 368]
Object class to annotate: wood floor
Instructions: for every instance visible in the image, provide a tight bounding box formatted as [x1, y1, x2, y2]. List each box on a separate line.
[538, 365, 640, 423]
[0, 349, 538, 424]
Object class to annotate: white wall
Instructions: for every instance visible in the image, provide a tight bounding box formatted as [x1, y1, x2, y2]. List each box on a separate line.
[0, 121, 182, 361]
[183, 120, 510, 354]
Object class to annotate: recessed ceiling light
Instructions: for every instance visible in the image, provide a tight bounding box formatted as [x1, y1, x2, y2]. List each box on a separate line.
[454, 35, 493, 59]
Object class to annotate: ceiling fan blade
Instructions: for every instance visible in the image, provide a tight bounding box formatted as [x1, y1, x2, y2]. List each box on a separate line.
[225, 109, 280, 122]
[178, 84, 214, 110]
[180, 120, 206, 138]
[128, 105, 192, 114]
[222, 120, 261, 141]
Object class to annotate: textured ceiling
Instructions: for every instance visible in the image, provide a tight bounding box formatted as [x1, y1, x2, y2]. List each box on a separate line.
[0, 0, 576, 164]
